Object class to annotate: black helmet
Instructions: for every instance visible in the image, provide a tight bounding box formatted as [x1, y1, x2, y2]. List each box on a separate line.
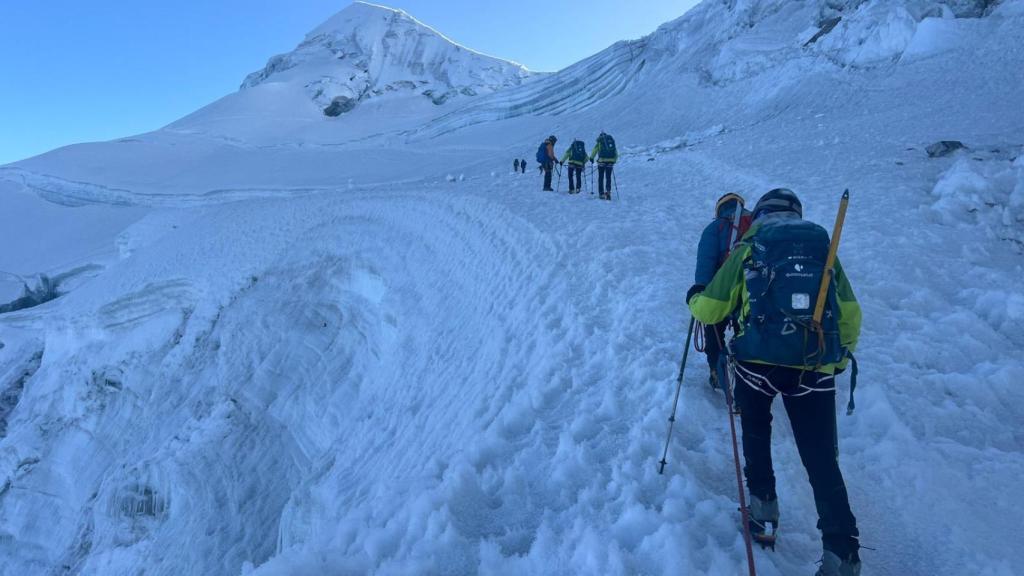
[753, 188, 802, 219]
[548, 135, 557, 143]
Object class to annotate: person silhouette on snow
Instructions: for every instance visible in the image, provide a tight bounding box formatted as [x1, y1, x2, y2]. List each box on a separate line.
[687, 188, 863, 576]
[537, 135, 558, 191]
[560, 139, 588, 194]
[514, 158, 520, 173]
[589, 132, 618, 200]
[693, 192, 752, 390]
[521, 158, 527, 173]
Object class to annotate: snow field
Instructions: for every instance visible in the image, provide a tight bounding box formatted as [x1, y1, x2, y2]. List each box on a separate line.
[1, 0, 1023, 574]
[8, 99, 1024, 575]
[929, 153, 1024, 251]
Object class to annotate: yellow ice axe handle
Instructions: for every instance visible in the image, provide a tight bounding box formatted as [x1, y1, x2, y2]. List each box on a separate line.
[812, 190, 849, 326]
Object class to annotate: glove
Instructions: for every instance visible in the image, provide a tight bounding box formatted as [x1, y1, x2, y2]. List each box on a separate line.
[559, 161, 564, 166]
[589, 158, 595, 164]
[686, 284, 705, 305]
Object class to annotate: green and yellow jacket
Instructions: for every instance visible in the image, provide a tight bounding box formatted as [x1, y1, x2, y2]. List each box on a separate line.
[589, 140, 618, 164]
[687, 221, 862, 374]
[560, 147, 587, 167]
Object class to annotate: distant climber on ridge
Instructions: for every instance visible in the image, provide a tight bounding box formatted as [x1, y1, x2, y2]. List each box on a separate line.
[589, 132, 618, 200]
[520, 158, 527, 173]
[692, 192, 752, 390]
[536, 135, 559, 191]
[687, 188, 863, 576]
[514, 158, 521, 173]
[560, 139, 589, 194]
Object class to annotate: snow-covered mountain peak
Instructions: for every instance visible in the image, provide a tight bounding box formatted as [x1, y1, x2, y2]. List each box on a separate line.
[304, 2, 441, 43]
[240, 1, 533, 116]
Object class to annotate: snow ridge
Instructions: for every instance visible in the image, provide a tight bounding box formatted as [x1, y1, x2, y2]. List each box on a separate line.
[418, 0, 1016, 136]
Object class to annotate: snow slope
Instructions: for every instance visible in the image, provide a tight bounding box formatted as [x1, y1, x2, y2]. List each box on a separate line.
[1, 1, 1023, 575]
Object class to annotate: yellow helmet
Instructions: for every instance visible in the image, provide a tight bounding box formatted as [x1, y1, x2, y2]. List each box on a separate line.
[715, 192, 745, 217]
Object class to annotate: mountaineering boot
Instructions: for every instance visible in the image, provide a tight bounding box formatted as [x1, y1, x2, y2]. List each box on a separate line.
[814, 550, 861, 576]
[748, 495, 779, 549]
[708, 370, 719, 390]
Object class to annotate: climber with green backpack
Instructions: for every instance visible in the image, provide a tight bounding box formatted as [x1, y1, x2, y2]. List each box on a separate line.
[589, 132, 618, 200]
[687, 188, 863, 576]
[560, 139, 589, 194]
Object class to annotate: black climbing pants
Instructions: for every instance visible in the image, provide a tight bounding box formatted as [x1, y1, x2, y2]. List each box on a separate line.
[567, 164, 582, 191]
[733, 363, 860, 559]
[597, 164, 613, 196]
[704, 321, 726, 374]
[542, 161, 553, 190]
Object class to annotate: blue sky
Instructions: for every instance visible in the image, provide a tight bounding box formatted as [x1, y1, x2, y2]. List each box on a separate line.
[0, 1, 697, 164]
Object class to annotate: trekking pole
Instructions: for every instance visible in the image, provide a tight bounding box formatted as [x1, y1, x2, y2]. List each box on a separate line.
[613, 169, 621, 201]
[658, 316, 696, 475]
[555, 163, 563, 194]
[589, 163, 595, 195]
[723, 343, 759, 576]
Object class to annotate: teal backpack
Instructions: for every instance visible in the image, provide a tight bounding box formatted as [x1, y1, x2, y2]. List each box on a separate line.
[570, 140, 587, 163]
[733, 219, 844, 367]
[597, 133, 617, 162]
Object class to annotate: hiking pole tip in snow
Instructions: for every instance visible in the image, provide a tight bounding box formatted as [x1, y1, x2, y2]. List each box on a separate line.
[658, 317, 696, 475]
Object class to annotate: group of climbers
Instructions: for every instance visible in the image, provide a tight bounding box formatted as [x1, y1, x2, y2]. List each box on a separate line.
[524, 132, 863, 575]
[684, 188, 863, 576]
[512, 158, 527, 174]
[534, 132, 618, 200]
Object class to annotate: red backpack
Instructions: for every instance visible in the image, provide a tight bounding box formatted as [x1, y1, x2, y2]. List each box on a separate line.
[716, 213, 752, 265]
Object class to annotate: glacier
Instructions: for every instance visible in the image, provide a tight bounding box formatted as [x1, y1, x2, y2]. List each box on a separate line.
[1, 0, 1023, 575]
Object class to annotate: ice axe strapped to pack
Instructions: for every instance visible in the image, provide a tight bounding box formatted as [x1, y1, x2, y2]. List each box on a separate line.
[812, 190, 850, 361]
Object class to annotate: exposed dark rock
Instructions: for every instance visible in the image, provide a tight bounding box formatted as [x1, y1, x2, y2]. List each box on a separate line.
[323, 96, 357, 117]
[0, 275, 61, 315]
[423, 89, 453, 105]
[804, 17, 842, 46]
[926, 140, 967, 157]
